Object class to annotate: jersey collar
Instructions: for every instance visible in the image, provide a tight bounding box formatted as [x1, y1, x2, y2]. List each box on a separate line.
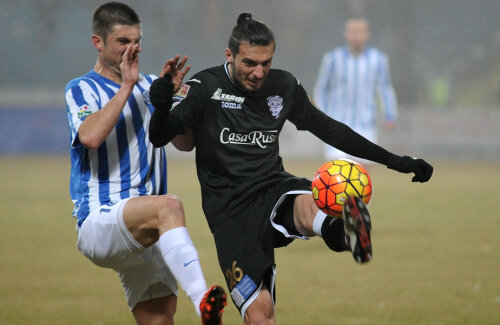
[224, 61, 235, 84]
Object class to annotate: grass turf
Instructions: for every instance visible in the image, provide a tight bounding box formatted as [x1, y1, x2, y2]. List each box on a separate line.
[0, 156, 498, 324]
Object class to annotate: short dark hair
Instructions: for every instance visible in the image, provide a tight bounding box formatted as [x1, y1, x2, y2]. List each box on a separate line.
[92, 2, 140, 41]
[228, 13, 275, 56]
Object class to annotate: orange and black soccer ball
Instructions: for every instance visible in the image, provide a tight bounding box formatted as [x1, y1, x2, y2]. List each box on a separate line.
[312, 159, 372, 217]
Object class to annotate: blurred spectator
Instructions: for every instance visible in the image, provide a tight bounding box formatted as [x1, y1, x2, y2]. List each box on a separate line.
[314, 18, 397, 162]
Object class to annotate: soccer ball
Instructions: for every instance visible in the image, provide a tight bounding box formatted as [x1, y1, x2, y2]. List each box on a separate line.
[311, 159, 372, 217]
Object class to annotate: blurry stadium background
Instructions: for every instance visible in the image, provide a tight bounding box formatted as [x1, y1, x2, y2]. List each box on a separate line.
[1, 1, 500, 324]
[1, 0, 499, 159]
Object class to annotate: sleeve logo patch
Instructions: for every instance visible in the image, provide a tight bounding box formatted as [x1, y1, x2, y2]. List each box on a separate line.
[173, 84, 190, 102]
[77, 105, 92, 119]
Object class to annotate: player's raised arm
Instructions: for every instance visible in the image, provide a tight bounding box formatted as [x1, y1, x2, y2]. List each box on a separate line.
[149, 73, 185, 147]
[292, 86, 433, 183]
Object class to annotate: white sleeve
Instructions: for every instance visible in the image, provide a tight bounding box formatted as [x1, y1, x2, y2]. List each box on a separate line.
[64, 79, 100, 148]
[376, 53, 397, 122]
[313, 52, 333, 112]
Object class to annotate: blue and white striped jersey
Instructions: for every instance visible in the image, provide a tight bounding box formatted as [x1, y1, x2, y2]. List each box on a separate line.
[313, 45, 397, 134]
[65, 70, 167, 226]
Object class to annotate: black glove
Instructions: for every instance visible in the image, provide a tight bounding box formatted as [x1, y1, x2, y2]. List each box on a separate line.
[149, 73, 174, 112]
[387, 155, 433, 183]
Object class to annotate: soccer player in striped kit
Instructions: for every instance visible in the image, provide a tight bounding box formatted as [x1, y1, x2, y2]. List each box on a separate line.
[314, 18, 397, 162]
[64, 2, 225, 324]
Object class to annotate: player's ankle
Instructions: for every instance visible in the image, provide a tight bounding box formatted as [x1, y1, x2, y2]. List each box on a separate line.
[321, 217, 349, 252]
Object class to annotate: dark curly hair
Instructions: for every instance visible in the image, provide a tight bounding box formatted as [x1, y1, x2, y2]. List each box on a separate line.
[92, 2, 140, 41]
[228, 13, 275, 56]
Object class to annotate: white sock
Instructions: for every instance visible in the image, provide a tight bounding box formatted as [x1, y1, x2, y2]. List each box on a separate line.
[312, 210, 327, 237]
[159, 227, 207, 316]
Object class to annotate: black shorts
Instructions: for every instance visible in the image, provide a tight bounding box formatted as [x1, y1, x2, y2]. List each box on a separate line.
[212, 174, 312, 316]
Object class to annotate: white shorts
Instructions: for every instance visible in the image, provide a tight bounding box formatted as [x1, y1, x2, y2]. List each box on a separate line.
[77, 198, 178, 309]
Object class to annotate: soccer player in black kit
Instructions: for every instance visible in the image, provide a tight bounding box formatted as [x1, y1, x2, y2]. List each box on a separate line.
[149, 13, 433, 324]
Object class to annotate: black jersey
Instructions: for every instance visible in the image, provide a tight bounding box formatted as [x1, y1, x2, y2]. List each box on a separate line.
[170, 63, 392, 231]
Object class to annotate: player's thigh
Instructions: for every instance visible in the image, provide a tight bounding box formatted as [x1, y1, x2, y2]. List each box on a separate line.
[132, 294, 177, 325]
[77, 198, 145, 268]
[123, 194, 186, 246]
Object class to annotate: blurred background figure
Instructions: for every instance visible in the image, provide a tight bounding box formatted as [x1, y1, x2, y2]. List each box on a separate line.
[313, 18, 397, 162]
[1, 0, 500, 160]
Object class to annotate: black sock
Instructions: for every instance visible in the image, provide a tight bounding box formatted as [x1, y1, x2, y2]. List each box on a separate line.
[321, 217, 349, 252]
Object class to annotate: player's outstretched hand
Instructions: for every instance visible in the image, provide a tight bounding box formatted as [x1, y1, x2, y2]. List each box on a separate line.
[387, 155, 433, 183]
[159, 55, 190, 92]
[150, 73, 174, 112]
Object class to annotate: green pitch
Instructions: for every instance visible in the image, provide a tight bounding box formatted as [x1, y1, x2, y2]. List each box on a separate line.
[0, 156, 499, 324]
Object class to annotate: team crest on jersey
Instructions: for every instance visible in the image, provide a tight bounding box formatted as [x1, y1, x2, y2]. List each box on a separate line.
[267, 95, 283, 118]
[77, 105, 92, 119]
[142, 89, 151, 104]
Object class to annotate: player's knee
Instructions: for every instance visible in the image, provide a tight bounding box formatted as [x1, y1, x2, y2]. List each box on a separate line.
[133, 294, 176, 325]
[157, 194, 186, 230]
[244, 290, 275, 324]
[244, 310, 274, 325]
[159, 194, 183, 211]
[293, 194, 317, 237]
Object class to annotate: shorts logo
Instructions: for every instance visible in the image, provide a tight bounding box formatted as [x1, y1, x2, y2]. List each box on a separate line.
[220, 128, 278, 149]
[227, 261, 258, 308]
[231, 275, 257, 308]
[77, 105, 92, 119]
[100, 201, 117, 213]
[267, 95, 283, 118]
[225, 261, 244, 290]
[212, 88, 245, 109]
